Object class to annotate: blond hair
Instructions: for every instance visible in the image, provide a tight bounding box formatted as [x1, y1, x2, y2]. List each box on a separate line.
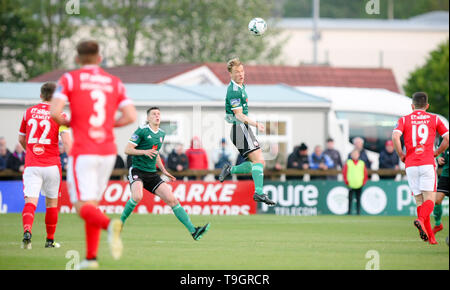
[227, 57, 243, 72]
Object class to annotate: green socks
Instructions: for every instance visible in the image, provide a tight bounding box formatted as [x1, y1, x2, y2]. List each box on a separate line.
[231, 161, 264, 195]
[231, 161, 252, 174]
[172, 204, 196, 233]
[121, 198, 138, 223]
[433, 203, 443, 226]
[251, 163, 264, 195]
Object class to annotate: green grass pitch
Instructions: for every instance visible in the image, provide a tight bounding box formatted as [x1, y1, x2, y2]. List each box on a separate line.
[0, 213, 448, 270]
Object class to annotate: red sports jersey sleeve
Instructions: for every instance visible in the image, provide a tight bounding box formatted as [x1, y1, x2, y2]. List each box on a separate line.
[20, 103, 63, 168]
[55, 65, 132, 156]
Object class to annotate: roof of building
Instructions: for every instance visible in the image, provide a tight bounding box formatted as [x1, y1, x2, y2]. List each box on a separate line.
[27, 63, 400, 93]
[0, 82, 330, 108]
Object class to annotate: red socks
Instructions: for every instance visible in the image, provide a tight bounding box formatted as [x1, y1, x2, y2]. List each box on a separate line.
[22, 203, 36, 233]
[420, 200, 435, 237]
[79, 204, 110, 260]
[45, 207, 58, 240]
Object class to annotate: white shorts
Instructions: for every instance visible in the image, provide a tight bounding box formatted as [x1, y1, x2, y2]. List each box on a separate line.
[23, 165, 62, 199]
[67, 155, 116, 204]
[405, 164, 437, 196]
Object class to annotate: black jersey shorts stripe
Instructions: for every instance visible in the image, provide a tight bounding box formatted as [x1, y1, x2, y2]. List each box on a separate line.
[230, 122, 260, 160]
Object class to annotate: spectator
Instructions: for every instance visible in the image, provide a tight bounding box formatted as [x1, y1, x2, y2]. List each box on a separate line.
[111, 154, 126, 180]
[309, 145, 334, 180]
[265, 143, 286, 171]
[0, 140, 12, 171]
[378, 140, 399, 180]
[9, 143, 25, 173]
[213, 138, 233, 169]
[323, 138, 343, 180]
[348, 137, 371, 169]
[59, 141, 69, 172]
[185, 136, 209, 180]
[343, 149, 368, 215]
[212, 138, 233, 180]
[167, 143, 189, 180]
[287, 143, 310, 180]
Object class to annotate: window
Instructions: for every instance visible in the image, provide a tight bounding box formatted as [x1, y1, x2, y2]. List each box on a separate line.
[335, 111, 398, 153]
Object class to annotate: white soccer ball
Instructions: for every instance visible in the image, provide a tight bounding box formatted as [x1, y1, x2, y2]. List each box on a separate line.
[248, 18, 267, 36]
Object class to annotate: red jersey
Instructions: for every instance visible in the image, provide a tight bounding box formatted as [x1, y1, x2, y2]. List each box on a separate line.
[19, 103, 67, 168]
[393, 110, 448, 168]
[53, 65, 132, 156]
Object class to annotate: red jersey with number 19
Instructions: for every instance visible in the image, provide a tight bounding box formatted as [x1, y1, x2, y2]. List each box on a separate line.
[19, 103, 67, 168]
[393, 110, 448, 168]
[53, 65, 132, 156]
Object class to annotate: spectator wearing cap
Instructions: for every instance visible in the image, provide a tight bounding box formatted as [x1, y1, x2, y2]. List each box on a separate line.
[323, 138, 343, 180]
[378, 140, 399, 180]
[287, 143, 310, 180]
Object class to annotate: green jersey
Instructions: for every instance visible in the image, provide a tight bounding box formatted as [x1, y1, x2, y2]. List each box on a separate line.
[439, 148, 449, 178]
[225, 80, 249, 124]
[128, 124, 165, 172]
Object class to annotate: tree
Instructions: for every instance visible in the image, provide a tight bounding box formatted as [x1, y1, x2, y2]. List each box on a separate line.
[85, 0, 157, 65]
[403, 40, 449, 118]
[0, 0, 79, 81]
[147, 0, 285, 64]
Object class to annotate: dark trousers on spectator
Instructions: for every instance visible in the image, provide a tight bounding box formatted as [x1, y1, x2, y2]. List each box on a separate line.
[348, 187, 362, 215]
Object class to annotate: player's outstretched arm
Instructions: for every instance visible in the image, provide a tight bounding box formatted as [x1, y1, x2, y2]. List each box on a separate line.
[115, 104, 137, 128]
[156, 154, 176, 181]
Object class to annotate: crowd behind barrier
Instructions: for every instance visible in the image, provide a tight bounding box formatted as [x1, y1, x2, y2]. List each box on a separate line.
[1, 135, 443, 181]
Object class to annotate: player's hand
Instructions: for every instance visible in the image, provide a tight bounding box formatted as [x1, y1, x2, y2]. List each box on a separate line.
[437, 156, 445, 166]
[399, 154, 406, 163]
[143, 149, 158, 159]
[162, 170, 176, 182]
[256, 122, 265, 133]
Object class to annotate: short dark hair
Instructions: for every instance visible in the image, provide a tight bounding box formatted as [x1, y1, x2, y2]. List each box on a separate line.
[76, 40, 99, 64]
[40, 82, 56, 101]
[412, 92, 428, 109]
[147, 107, 160, 115]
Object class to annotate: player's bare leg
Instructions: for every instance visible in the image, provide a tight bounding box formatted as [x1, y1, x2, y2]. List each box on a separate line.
[155, 183, 210, 241]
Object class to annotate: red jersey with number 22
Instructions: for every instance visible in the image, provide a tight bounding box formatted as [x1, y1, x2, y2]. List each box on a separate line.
[19, 103, 66, 168]
[54, 65, 132, 156]
[394, 110, 448, 168]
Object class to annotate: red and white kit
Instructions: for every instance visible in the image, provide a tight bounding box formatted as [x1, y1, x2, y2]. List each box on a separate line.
[53, 65, 132, 203]
[19, 103, 67, 199]
[394, 110, 449, 195]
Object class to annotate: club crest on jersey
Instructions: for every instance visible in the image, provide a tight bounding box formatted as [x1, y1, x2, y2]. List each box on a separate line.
[32, 144, 45, 155]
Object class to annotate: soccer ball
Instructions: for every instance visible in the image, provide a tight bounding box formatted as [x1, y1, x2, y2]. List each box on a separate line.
[248, 18, 267, 36]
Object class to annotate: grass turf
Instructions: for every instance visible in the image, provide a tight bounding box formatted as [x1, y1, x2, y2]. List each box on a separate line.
[0, 213, 448, 270]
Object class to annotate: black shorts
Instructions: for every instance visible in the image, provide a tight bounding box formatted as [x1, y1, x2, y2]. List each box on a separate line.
[230, 123, 260, 160]
[437, 176, 449, 196]
[128, 167, 164, 194]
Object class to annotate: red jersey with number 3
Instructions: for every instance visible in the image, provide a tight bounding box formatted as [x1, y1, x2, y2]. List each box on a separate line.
[393, 110, 449, 168]
[53, 65, 132, 156]
[19, 103, 66, 168]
